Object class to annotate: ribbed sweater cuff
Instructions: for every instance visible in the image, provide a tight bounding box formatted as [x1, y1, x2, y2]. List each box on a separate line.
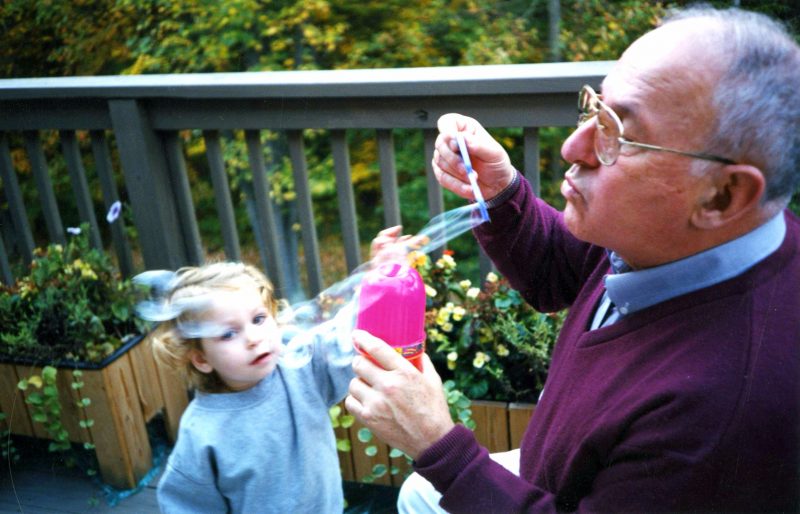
[484, 169, 521, 209]
[412, 424, 485, 494]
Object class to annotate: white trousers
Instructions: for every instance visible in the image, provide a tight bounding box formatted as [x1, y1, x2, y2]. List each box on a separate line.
[396, 449, 521, 514]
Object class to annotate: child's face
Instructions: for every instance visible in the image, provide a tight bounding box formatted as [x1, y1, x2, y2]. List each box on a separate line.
[190, 284, 281, 392]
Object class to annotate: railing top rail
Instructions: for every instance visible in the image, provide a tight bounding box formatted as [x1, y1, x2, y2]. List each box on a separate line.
[0, 61, 614, 100]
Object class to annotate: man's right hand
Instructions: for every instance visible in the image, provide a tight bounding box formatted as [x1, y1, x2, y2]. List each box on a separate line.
[433, 113, 516, 202]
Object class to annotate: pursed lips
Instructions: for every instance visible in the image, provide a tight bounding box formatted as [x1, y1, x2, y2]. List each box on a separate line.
[562, 164, 584, 199]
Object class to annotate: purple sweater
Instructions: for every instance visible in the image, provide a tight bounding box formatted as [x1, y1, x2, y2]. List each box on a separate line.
[415, 178, 800, 513]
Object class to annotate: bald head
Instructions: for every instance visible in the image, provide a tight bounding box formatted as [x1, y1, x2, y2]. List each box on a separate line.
[655, 7, 800, 208]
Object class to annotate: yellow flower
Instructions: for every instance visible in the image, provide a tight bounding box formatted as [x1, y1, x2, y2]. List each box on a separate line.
[496, 344, 509, 357]
[452, 306, 466, 321]
[408, 251, 429, 269]
[473, 352, 489, 368]
[72, 259, 98, 280]
[447, 352, 458, 370]
[19, 282, 34, 299]
[466, 287, 480, 299]
[435, 254, 456, 270]
[486, 272, 499, 283]
[442, 322, 453, 332]
[425, 285, 438, 297]
[459, 279, 472, 290]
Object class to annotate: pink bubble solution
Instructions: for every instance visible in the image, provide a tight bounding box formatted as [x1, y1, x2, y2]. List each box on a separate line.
[355, 262, 426, 371]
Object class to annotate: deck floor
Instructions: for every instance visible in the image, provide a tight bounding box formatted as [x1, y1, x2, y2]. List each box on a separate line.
[0, 435, 399, 513]
[0, 436, 160, 514]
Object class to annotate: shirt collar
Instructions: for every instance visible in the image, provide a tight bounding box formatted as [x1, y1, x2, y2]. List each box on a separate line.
[604, 212, 786, 316]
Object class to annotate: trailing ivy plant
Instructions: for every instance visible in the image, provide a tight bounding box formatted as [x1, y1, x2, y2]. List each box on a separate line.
[0, 412, 19, 464]
[16, 366, 98, 475]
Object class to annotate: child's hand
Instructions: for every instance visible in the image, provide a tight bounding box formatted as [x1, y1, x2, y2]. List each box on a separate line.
[370, 226, 426, 266]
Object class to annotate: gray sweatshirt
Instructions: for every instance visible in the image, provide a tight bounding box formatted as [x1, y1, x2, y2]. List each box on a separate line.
[157, 346, 354, 513]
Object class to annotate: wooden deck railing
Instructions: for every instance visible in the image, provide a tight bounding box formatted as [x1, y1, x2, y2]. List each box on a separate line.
[0, 61, 613, 300]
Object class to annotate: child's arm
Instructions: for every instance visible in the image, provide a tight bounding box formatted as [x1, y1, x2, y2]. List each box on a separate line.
[157, 455, 228, 513]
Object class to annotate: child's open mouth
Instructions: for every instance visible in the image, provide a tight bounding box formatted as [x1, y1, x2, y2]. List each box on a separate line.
[251, 352, 272, 365]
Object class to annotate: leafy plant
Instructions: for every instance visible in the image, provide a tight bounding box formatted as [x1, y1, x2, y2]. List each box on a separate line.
[0, 412, 19, 464]
[0, 223, 147, 364]
[15, 366, 98, 475]
[412, 250, 565, 403]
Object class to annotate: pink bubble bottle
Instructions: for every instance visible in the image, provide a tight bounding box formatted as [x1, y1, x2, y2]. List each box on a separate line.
[356, 262, 426, 371]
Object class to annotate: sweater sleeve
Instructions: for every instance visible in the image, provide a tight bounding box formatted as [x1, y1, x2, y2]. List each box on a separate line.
[312, 331, 356, 407]
[157, 460, 228, 514]
[414, 420, 725, 513]
[473, 175, 601, 313]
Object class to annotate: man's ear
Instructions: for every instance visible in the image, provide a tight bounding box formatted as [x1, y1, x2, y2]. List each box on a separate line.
[691, 164, 765, 229]
[190, 349, 214, 374]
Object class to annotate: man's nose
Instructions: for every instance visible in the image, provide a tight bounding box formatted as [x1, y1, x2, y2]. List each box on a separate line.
[561, 120, 601, 169]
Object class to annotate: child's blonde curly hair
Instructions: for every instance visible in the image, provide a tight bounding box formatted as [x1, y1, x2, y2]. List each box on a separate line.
[148, 262, 278, 393]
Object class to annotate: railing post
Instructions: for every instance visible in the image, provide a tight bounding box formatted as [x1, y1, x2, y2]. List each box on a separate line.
[90, 130, 135, 277]
[23, 131, 65, 246]
[523, 127, 541, 197]
[162, 131, 204, 266]
[108, 100, 187, 270]
[60, 130, 103, 250]
[245, 130, 288, 295]
[288, 130, 323, 296]
[377, 129, 401, 228]
[331, 130, 361, 272]
[424, 129, 444, 260]
[0, 132, 34, 264]
[203, 130, 241, 262]
[0, 231, 12, 285]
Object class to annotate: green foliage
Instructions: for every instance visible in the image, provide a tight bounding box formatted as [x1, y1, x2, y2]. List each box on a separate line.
[16, 367, 97, 474]
[561, 1, 667, 61]
[790, 191, 800, 217]
[0, 0, 135, 77]
[0, 223, 147, 364]
[18, 366, 70, 452]
[0, 412, 20, 464]
[413, 250, 565, 403]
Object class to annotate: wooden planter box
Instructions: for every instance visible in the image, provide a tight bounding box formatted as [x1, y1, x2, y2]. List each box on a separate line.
[335, 400, 535, 487]
[0, 336, 189, 489]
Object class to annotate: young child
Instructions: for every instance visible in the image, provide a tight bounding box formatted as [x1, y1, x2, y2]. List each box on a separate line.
[140, 262, 353, 513]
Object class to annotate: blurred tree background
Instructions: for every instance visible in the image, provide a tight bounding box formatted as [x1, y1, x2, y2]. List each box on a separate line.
[1, 0, 798, 287]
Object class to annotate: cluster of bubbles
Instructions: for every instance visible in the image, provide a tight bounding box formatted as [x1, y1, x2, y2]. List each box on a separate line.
[134, 204, 488, 369]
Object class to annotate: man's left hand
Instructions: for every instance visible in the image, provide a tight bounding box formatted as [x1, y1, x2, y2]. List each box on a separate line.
[346, 329, 456, 459]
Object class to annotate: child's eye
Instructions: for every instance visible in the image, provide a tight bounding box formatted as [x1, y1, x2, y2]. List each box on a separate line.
[253, 314, 266, 325]
[219, 329, 237, 341]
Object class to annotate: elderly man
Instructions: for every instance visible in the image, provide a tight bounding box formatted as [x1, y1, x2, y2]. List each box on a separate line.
[345, 6, 800, 513]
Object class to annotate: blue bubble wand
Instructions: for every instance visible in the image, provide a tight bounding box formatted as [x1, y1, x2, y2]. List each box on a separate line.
[455, 132, 490, 222]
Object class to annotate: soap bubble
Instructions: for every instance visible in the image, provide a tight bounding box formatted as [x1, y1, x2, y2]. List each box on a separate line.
[276, 203, 487, 368]
[133, 203, 487, 368]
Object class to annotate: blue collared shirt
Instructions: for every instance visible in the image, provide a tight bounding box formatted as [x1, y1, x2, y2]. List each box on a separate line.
[592, 213, 787, 329]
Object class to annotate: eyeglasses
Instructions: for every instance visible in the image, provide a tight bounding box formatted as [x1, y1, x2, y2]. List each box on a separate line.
[578, 84, 735, 166]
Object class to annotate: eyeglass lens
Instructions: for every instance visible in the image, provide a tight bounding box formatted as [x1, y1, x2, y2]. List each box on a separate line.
[579, 87, 621, 166]
[595, 108, 620, 165]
